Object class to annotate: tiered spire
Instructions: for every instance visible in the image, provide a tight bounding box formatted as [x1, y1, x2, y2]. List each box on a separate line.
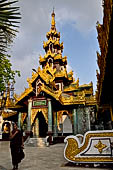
[39, 10, 66, 68]
[38, 9, 75, 88]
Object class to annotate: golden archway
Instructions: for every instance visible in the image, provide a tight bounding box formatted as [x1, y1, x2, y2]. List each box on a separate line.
[31, 108, 48, 125]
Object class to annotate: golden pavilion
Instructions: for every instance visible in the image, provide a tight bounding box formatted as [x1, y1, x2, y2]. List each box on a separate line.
[1, 10, 97, 140]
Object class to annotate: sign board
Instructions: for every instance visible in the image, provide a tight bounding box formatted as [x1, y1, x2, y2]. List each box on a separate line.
[32, 99, 47, 108]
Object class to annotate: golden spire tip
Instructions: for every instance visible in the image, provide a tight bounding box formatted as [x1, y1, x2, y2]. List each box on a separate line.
[51, 7, 55, 29]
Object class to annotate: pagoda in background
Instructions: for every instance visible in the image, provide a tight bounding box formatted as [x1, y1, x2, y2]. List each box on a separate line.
[1, 10, 96, 142]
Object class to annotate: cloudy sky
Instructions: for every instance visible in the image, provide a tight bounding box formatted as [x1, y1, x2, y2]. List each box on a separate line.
[10, 0, 103, 95]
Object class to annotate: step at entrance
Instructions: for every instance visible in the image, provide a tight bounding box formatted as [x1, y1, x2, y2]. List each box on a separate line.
[25, 137, 48, 147]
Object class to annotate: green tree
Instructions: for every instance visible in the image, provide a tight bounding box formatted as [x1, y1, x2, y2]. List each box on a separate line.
[0, 54, 20, 93]
[0, 0, 21, 94]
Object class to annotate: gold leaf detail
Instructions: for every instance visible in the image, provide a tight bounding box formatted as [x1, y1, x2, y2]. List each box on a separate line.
[94, 140, 107, 153]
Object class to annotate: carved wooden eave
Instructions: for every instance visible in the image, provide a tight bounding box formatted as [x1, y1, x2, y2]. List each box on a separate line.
[15, 77, 52, 105]
[74, 89, 93, 98]
[46, 29, 60, 38]
[40, 84, 96, 106]
[15, 86, 33, 105]
[40, 84, 61, 100]
[39, 51, 62, 63]
[16, 77, 96, 106]
[63, 85, 78, 92]
[39, 51, 66, 64]
[59, 93, 96, 106]
[59, 94, 86, 105]
[79, 82, 93, 89]
[30, 64, 71, 87]
[96, 0, 113, 104]
[15, 79, 57, 105]
[43, 39, 63, 49]
[27, 66, 56, 86]
[63, 79, 79, 92]
[39, 84, 96, 106]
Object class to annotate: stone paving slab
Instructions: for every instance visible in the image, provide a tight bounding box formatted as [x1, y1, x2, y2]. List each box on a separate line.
[0, 141, 113, 170]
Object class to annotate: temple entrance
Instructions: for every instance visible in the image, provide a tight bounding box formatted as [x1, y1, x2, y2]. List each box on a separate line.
[33, 111, 48, 137]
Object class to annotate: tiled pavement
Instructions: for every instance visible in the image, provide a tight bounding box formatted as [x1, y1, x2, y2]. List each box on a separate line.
[0, 141, 113, 170]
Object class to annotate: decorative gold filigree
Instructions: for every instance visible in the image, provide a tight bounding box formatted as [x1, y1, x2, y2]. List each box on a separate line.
[43, 39, 61, 48]
[41, 85, 61, 100]
[59, 94, 86, 105]
[94, 140, 107, 153]
[31, 108, 48, 125]
[65, 131, 113, 162]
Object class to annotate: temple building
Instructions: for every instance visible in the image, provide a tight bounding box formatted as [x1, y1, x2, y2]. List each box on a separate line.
[0, 10, 96, 140]
[96, 0, 113, 129]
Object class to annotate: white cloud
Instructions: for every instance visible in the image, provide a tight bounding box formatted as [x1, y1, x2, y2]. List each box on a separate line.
[55, 0, 103, 34]
[10, 51, 40, 94]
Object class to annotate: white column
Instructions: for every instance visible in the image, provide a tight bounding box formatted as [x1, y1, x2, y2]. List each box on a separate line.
[48, 99, 52, 132]
[18, 112, 21, 129]
[27, 99, 32, 131]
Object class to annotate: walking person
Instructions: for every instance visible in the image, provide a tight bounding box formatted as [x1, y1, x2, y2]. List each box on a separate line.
[10, 122, 24, 170]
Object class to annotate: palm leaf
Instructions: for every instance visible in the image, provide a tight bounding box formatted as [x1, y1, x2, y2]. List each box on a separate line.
[0, 17, 20, 23]
[0, 14, 21, 19]
[0, 0, 21, 55]
[0, 0, 8, 3]
[0, 1, 18, 8]
[0, 7, 19, 11]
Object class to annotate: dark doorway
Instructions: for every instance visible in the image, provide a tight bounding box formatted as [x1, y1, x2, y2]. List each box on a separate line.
[37, 112, 48, 137]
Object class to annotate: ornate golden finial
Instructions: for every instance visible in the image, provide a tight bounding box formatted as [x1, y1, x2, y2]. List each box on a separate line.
[51, 7, 56, 30]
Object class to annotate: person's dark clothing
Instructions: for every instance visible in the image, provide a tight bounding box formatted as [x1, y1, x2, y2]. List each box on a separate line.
[10, 130, 23, 166]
